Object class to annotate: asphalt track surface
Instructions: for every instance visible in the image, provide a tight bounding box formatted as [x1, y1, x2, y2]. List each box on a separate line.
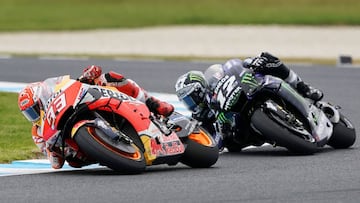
[0, 57, 359, 203]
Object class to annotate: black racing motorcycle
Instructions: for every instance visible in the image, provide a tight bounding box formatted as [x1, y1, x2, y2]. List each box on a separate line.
[211, 68, 356, 154]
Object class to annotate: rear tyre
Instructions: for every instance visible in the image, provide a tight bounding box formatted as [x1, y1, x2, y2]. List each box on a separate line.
[327, 114, 356, 149]
[180, 127, 219, 168]
[74, 126, 146, 174]
[251, 108, 318, 155]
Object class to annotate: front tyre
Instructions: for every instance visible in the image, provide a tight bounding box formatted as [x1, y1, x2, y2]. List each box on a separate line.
[251, 108, 318, 154]
[327, 113, 356, 149]
[180, 127, 219, 168]
[74, 126, 146, 174]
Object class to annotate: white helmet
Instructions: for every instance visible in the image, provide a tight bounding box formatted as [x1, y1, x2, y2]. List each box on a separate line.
[204, 64, 225, 92]
[175, 71, 207, 112]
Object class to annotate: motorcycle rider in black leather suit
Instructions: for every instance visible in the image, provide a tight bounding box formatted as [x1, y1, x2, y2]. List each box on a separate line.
[175, 52, 323, 151]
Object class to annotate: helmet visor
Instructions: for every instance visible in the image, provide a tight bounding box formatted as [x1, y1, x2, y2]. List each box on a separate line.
[21, 103, 40, 122]
[182, 94, 198, 112]
[181, 88, 205, 112]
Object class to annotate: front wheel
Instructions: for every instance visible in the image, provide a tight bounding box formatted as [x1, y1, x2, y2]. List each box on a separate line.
[251, 108, 318, 154]
[327, 113, 356, 149]
[74, 126, 146, 174]
[180, 127, 219, 168]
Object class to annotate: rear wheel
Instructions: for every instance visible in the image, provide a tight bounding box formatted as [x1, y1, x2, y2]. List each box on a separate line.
[180, 127, 219, 168]
[327, 114, 356, 149]
[74, 126, 146, 174]
[251, 108, 318, 154]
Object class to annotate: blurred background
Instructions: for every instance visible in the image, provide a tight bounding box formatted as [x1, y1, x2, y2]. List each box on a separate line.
[0, 0, 359, 64]
[1, 0, 359, 31]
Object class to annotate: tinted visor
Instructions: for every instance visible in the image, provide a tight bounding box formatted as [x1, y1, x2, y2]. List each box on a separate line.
[21, 103, 40, 122]
[182, 95, 198, 112]
[181, 88, 204, 112]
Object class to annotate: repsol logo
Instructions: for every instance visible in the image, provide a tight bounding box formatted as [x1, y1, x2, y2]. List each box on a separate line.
[94, 87, 136, 101]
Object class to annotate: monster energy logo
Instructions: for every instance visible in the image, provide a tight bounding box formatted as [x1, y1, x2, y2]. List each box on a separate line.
[241, 73, 258, 88]
[217, 112, 230, 124]
[189, 73, 204, 83]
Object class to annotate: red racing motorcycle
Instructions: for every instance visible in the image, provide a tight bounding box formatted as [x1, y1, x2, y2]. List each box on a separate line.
[40, 75, 218, 173]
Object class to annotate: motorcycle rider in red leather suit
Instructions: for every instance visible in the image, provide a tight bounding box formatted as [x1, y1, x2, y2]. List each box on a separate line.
[18, 65, 174, 169]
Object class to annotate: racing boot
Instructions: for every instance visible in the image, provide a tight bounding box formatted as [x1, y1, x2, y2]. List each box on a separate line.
[146, 96, 174, 117]
[284, 69, 323, 102]
[296, 81, 324, 102]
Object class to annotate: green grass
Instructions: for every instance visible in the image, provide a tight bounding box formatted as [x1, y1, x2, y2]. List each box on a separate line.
[0, 0, 360, 31]
[0, 92, 43, 163]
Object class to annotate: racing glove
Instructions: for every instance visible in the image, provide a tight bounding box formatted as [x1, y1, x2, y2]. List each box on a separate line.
[249, 52, 284, 74]
[79, 65, 102, 84]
